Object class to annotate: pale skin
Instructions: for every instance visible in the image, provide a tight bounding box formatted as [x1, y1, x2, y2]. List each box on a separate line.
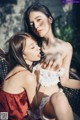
[42, 38, 80, 89]
[23, 11, 74, 120]
[3, 66, 37, 106]
[2, 37, 41, 109]
[29, 10, 80, 89]
[2, 33, 74, 120]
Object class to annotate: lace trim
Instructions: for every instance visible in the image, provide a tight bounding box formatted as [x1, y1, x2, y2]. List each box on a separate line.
[33, 64, 65, 87]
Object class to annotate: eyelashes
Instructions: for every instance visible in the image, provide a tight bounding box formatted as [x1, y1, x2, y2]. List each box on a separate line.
[30, 19, 43, 29]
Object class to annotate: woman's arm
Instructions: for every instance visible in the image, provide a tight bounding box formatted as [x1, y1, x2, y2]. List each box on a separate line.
[60, 42, 72, 81]
[62, 78, 80, 89]
[60, 42, 80, 89]
[23, 71, 37, 108]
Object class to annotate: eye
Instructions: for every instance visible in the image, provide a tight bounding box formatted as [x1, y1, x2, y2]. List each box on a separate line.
[31, 43, 38, 49]
[37, 19, 41, 22]
[31, 47, 35, 49]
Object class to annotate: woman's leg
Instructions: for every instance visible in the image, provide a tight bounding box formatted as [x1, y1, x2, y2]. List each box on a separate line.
[43, 92, 74, 120]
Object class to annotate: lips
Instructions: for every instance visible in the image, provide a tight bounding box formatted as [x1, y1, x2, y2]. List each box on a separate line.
[37, 29, 42, 31]
[37, 29, 43, 33]
[37, 53, 41, 58]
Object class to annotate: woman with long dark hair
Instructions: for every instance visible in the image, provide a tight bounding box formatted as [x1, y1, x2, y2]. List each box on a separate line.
[24, 3, 80, 118]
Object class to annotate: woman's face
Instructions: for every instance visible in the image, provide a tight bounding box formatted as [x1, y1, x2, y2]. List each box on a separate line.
[29, 11, 52, 38]
[23, 37, 41, 65]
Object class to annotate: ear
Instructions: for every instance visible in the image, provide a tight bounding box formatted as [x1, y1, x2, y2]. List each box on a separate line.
[23, 54, 26, 60]
[49, 17, 53, 23]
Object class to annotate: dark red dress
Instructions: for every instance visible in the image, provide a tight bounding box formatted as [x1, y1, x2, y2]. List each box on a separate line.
[0, 89, 28, 120]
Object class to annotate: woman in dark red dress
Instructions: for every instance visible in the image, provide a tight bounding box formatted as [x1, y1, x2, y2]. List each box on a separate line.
[0, 32, 41, 120]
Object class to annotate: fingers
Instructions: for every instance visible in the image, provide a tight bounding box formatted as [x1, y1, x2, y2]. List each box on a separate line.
[41, 55, 62, 71]
[41, 59, 61, 71]
[41, 60, 54, 70]
[47, 60, 53, 70]
[41, 61, 47, 69]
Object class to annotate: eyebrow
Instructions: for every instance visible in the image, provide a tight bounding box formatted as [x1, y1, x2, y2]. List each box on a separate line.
[35, 16, 41, 19]
[30, 16, 41, 23]
[29, 42, 37, 47]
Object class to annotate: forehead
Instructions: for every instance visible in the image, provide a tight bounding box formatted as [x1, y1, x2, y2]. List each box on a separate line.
[29, 11, 47, 21]
[26, 37, 36, 46]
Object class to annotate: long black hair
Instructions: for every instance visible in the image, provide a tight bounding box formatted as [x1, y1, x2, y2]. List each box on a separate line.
[8, 32, 36, 72]
[23, 3, 55, 46]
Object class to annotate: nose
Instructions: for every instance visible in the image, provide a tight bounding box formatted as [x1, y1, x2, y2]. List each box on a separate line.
[34, 22, 39, 30]
[36, 45, 40, 51]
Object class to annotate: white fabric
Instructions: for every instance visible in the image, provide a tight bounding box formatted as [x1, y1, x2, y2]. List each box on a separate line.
[33, 64, 65, 87]
[33, 64, 64, 120]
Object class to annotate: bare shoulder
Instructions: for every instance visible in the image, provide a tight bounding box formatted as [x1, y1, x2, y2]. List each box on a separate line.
[13, 66, 37, 87]
[5, 66, 27, 79]
[57, 38, 73, 51]
[24, 71, 36, 82]
[64, 42, 73, 54]
[9, 66, 35, 81]
[21, 69, 36, 84]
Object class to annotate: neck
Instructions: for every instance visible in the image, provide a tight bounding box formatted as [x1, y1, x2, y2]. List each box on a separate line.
[44, 28, 56, 43]
[25, 59, 32, 66]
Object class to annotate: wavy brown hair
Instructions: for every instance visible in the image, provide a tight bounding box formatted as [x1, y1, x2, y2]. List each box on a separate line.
[8, 32, 36, 72]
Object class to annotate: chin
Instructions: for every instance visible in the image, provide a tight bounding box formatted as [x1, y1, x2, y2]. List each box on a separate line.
[37, 58, 40, 61]
[33, 59, 40, 62]
[36, 32, 45, 38]
[38, 33, 44, 37]
[36, 58, 40, 61]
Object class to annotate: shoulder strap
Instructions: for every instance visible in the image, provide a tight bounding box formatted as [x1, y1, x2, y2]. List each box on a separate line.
[5, 69, 27, 80]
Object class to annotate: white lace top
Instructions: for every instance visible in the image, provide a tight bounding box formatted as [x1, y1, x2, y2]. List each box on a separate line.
[33, 64, 65, 87]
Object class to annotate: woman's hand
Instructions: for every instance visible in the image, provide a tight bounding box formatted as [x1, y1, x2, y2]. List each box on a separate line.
[41, 54, 62, 71]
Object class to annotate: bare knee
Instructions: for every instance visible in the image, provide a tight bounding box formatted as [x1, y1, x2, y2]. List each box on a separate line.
[50, 92, 71, 111]
[50, 92, 65, 104]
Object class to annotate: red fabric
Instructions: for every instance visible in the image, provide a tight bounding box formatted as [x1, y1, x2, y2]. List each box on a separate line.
[0, 89, 29, 120]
